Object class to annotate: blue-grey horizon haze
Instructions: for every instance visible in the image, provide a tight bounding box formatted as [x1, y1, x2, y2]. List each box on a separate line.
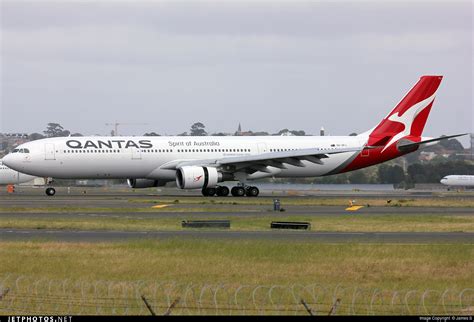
[0, 1, 472, 146]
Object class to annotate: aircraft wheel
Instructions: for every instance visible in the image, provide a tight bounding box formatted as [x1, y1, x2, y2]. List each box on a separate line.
[246, 186, 259, 197]
[202, 187, 216, 197]
[216, 186, 230, 197]
[231, 186, 245, 197]
[45, 187, 56, 196]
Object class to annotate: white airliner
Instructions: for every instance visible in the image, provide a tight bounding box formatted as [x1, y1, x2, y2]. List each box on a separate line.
[0, 160, 37, 185]
[2, 76, 466, 196]
[440, 175, 474, 187]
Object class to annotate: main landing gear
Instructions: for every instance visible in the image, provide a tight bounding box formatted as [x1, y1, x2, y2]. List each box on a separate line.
[45, 187, 56, 196]
[201, 185, 259, 197]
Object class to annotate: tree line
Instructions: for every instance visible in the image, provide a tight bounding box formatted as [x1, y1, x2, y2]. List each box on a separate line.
[28, 122, 308, 139]
[302, 160, 473, 186]
[144, 122, 307, 137]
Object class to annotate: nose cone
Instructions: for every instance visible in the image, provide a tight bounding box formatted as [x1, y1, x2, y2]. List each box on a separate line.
[2, 153, 19, 170]
[440, 178, 447, 185]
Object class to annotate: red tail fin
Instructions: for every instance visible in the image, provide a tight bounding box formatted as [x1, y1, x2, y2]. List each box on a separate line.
[368, 76, 443, 150]
[338, 76, 443, 174]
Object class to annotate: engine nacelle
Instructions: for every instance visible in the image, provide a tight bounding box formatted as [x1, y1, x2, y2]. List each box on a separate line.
[127, 179, 163, 188]
[176, 166, 220, 189]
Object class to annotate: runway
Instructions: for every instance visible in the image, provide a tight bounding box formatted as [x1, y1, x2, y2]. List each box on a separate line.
[1, 187, 473, 244]
[1, 228, 472, 243]
[0, 205, 473, 219]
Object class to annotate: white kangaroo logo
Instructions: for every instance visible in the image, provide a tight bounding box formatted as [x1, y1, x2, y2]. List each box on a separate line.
[381, 92, 436, 152]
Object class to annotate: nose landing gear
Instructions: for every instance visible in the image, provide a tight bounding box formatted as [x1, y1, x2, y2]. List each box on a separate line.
[45, 187, 56, 196]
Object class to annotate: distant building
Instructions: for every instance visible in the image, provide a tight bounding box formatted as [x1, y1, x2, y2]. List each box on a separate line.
[419, 151, 436, 161]
[4, 133, 28, 138]
[280, 130, 294, 136]
[0, 133, 31, 156]
[234, 123, 253, 136]
[320, 127, 325, 136]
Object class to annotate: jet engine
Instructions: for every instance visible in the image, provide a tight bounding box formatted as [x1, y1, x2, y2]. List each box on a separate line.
[127, 179, 164, 188]
[176, 166, 232, 189]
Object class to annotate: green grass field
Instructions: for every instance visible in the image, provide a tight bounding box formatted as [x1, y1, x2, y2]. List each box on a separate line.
[1, 240, 472, 290]
[0, 214, 472, 232]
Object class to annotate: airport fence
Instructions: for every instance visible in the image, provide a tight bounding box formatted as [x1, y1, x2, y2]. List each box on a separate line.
[0, 275, 472, 315]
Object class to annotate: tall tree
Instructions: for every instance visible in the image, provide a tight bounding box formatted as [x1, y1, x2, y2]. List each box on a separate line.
[190, 122, 207, 136]
[378, 164, 405, 184]
[43, 123, 70, 137]
[439, 138, 464, 151]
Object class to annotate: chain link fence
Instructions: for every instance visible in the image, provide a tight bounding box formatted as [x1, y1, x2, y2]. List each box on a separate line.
[0, 275, 472, 315]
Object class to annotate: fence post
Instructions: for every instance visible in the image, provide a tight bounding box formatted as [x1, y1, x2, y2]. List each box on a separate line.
[164, 297, 181, 316]
[0, 288, 9, 301]
[328, 298, 341, 315]
[300, 299, 315, 316]
[141, 295, 156, 316]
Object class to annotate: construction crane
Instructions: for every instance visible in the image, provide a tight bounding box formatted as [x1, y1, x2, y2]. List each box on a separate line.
[105, 122, 149, 136]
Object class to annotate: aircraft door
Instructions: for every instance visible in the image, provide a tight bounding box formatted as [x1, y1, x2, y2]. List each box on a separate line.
[131, 147, 142, 160]
[257, 142, 268, 154]
[45, 143, 56, 160]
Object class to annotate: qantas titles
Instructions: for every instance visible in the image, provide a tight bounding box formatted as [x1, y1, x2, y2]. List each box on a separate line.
[65, 139, 222, 150]
[66, 139, 153, 149]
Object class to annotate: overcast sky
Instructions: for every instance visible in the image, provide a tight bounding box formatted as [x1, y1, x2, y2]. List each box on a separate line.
[1, 1, 472, 146]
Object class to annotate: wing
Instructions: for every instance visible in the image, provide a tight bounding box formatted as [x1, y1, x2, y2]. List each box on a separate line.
[161, 146, 363, 174]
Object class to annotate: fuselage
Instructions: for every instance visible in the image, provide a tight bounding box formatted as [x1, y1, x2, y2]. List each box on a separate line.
[0, 160, 37, 185]
[440, 175, 474, 187]
[3, 135, 369, 181]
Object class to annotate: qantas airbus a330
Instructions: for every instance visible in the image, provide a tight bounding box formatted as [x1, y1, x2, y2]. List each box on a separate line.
[3, 76, 465, 196]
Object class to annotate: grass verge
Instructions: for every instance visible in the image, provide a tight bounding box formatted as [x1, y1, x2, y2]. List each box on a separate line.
[128, 196, 474, 207]
[0, 214, 472, 232]
[0, 240, 472, 290]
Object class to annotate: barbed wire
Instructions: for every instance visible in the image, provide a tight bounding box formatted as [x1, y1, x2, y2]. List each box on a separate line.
[0, 275, 472, 315]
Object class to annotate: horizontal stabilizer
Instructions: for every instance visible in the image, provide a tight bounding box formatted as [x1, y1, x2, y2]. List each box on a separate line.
[397, 133, 468, 151]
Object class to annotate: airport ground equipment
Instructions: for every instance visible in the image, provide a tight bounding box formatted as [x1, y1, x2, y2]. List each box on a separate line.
[181, 220, 231, 229]
[270, 221, 311, 230]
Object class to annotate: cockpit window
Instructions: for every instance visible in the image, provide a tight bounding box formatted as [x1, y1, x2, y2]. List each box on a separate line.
[11, 148, 29, 153]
